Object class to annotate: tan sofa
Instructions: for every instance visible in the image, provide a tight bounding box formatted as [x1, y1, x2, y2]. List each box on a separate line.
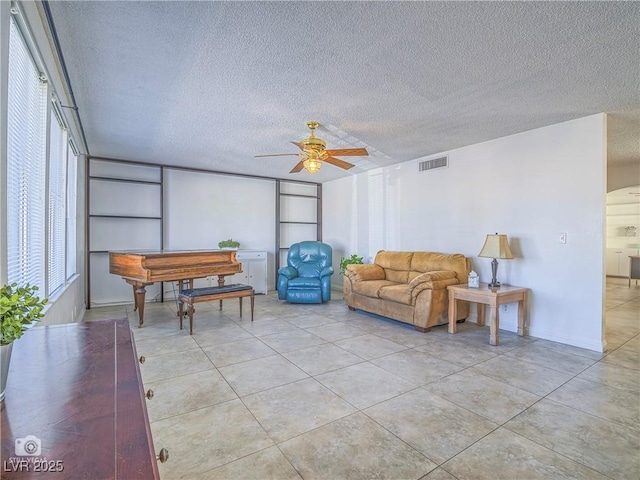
[343, 251, 470, 332]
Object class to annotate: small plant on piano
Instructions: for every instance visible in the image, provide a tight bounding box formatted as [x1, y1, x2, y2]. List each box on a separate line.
[218, 239, 240, 250]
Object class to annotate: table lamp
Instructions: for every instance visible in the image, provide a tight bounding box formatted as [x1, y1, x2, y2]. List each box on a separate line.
[478, 233, 513, 288]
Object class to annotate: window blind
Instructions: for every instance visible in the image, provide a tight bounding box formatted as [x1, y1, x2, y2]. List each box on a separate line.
[66, 142, 78, 279]
[6, 16, 48, 292]
[48, 107, 68, 294]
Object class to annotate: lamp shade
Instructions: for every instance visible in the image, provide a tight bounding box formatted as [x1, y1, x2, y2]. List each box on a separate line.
[478, 234, 513, 259]
[303, 155, 322, 173]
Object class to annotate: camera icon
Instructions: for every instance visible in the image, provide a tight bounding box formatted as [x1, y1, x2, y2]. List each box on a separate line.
[15, 435, 41, 456]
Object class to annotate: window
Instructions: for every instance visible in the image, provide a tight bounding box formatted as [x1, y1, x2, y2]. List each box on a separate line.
[48, 106, 68, 294]
[6, 16, 48, 292]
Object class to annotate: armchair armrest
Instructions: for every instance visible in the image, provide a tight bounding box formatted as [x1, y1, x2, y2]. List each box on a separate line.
[345, 264, 385, 282]
[278, 266, 298, 279]
[320, 266, 334, 278]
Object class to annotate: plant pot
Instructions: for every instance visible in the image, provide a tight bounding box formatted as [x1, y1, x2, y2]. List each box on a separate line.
[1, 343, 13, 402]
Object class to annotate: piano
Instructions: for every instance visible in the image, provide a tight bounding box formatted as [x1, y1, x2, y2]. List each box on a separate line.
[109, 250, 242, 326]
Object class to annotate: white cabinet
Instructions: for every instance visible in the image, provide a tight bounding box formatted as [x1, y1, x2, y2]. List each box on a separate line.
[606, 248, 639, 277]
[229, 250, 268, 294]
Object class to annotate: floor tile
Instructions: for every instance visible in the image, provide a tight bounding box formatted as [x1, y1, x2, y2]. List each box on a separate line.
[145, 369, 237, 422]
[304, 321, 366, 341]
[152, 399, 274, 479]
[197, 446, 302, 480]
[602, 345, 640, 370]
[547, 377, 640, 430]
[259, 329, 327, 353]
[279, 412, 436, 480]
[240, 318, 300, 336]
[423, 369, 541, 424]
[421, 467, 458, 480]
[191, 323, 254, 347]
[202, 338, 275, 367]
[468, 355, 573, 396]
[370, 349, 463, 386]
[505, 398, 640, 479]
[139, 348, 215, 384]
[364, 389, 498, 464]
[134, 333, 201, 357]
[503, 342, 598, 375]
[577, 361, 640, 393]
[286, 312, 338, 329]
[334, 333, 407, 360]
[282, 343, 364, 376]
[218, 354, 309, 396]
[315, 362, 416, 409]
[442, 427, 609, 479]
[242, 378, 357, 442]
[414, 338, 497, 367]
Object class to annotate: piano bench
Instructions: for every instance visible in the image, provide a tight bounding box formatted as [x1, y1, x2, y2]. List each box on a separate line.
[177, 284, 255, 334]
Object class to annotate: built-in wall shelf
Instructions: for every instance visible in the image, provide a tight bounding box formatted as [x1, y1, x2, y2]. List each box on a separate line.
[87, 159, 164, 307]
[275, 180, 322, 275]
[91, 215, 162, 220]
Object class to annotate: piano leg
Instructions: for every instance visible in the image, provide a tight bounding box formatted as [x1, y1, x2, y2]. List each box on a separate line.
[217, 275, 226, 310]
[132, 285, 138, 311]
[134, 285, 147, 328]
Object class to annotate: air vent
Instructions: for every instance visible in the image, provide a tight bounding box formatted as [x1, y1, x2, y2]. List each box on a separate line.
[419, 156, 448, 172]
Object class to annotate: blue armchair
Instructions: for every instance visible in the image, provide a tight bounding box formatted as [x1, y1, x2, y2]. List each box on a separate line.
[278, 241, 334, 303]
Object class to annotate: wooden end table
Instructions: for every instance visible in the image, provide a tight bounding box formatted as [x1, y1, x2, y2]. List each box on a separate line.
[447, 283, 530, 346]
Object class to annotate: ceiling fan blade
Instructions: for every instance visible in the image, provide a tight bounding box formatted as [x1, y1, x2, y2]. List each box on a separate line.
[289, 160, 305, 173]
[254, 153, 302, 157]
[324, 156, 355, 170]
[290, 141, 306, 151]
[324, 148, 369, 156]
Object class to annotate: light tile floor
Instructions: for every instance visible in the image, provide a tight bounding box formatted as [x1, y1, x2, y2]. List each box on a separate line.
[84, 278, 639, 479]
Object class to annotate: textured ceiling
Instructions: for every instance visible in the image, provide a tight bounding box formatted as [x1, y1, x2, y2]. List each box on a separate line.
[47, 1, 639, 183]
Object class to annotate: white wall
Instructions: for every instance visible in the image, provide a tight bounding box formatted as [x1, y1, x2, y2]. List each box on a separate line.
[164, 168, 277, 289]
[324, 114, 607, 352]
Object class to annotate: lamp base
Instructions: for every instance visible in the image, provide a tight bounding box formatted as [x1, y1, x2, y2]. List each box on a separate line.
[489, 258, 500, 288]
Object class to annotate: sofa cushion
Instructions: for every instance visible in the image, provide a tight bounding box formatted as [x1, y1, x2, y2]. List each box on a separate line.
[375, 251, 413, 271]
[288, 277, 321, 289]
[378, 284, 412, 305]
[352, 279, 398, 297]
[384, 269, 409, 283]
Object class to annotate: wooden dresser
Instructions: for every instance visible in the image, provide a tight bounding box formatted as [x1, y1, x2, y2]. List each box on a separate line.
[1, 320, 163, 479]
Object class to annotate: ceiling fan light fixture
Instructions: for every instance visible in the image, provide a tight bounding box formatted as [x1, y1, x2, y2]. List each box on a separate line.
[303, 157, 322, 173]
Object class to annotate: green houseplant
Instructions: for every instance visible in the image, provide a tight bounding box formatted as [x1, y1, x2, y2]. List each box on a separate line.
[1, 283, 48, 401]
[339, 254, 364, 274]
[218, 239, 240, 250]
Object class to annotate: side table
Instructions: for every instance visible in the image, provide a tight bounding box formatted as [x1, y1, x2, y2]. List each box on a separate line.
[447, 283, 530, 346]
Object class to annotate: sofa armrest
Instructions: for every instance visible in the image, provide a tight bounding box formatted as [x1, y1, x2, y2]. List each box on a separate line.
[345, 264, 385, 282]
[408, 270, 458, 297]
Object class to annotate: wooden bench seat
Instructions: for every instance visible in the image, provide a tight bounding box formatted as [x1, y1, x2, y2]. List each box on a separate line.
[177, 284, 255, 334]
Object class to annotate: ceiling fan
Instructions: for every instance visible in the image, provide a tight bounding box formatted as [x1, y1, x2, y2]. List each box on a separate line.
[255, 121, 369, 173]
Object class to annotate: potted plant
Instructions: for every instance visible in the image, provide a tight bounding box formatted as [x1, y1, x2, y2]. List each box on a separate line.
[1, 283, 48, 401]
[339, 254, 364, 275]
[218, 239, 241, 250]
